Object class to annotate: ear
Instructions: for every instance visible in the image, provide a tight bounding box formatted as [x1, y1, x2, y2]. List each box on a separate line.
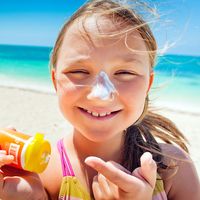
[147, 72, 154, 94]
[51, 68, 57, 91]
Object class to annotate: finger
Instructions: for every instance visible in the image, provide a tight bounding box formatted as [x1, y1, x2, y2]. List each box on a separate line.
[0, 172, 4, 197]
[0, 155, 14, 168]
[97, 173, 112, 196]
[85, 156, 138, 192]
[140, 152, 157, 188]
[1, 176, 28, 199]
[104, 161, 133, 196]
[97, 173, 121, 199]
[92, 175, 103, 200]
[108, 161, 131, 175]
[0, 150, 7, 155]
[132, 167, 147, 182]
[102, 176, 120, 198]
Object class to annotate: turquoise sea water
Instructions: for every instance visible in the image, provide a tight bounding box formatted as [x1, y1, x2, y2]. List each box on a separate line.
[0, 44, 200, 113]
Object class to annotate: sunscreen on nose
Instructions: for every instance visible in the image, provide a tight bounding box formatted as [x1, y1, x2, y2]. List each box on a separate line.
[87, 71, 118, 101]
[0, 128, 51, 173]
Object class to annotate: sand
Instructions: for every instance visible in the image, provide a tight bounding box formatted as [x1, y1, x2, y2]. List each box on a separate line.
[0, 86, 199, 176]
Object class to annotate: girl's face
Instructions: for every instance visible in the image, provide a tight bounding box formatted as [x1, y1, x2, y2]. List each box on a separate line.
[52, 16, 153, 142]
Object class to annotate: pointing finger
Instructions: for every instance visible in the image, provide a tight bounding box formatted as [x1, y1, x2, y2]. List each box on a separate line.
[85, 156, 139, 192]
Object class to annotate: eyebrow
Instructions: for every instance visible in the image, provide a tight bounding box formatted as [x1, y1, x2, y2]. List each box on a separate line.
[119, 54, 144, 63]
[64, 54, 143, 67]
[64, 55, 91, 65]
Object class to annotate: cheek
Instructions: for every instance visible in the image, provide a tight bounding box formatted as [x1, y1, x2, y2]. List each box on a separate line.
[122, 88, 145, 114]
[117, 78, 148, 119]
[117, 77, 148, 102]
[56, 83, 81, 118]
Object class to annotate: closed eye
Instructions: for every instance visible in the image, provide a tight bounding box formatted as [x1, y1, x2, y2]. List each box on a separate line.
[68, 70, 89, 74]
[115, 71, 136, 75]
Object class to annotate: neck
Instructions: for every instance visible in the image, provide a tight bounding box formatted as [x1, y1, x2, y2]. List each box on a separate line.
[71, 129, 125, 163]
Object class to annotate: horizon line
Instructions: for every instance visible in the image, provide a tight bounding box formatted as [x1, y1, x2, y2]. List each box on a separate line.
[0, 43, 199, 57]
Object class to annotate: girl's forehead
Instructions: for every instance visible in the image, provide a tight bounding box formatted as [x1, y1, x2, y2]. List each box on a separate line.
[63, 15, 147, 50]
[57, 15, 149, 65]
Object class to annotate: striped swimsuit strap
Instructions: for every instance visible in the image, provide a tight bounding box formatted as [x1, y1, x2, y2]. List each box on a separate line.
[57, 138, 75, 177]
[57, 139, 91, 200]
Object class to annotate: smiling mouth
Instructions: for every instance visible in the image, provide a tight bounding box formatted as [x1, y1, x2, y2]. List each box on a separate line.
[78, 107, 122, 119]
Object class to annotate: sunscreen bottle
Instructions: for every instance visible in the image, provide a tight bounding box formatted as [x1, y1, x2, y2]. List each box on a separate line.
[0, 128, 51, 173]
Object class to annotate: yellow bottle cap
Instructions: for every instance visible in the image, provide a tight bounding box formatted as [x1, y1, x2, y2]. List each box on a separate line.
[24, 133, 51, 173]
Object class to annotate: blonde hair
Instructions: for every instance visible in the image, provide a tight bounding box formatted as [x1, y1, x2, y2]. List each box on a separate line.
[50, 0, 188, 172]
[50, 0, 157, 69]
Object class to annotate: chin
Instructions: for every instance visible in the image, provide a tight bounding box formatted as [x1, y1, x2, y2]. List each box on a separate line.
[81, 128, 123, 143]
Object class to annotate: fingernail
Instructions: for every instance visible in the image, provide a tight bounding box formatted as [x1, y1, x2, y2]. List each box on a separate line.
[84, 157, 95, 168]
[84, 158, 93, 167]
[147, 154, 153, 163]
[142, 152, 153, 165]
[145, 152, 152, 159]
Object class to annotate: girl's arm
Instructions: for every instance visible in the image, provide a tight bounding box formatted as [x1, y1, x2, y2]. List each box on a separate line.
[160, 143, 200, 200]
[39, 146, 62, 200]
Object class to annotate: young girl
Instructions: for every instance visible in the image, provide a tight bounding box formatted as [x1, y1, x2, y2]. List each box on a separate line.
[0, 0, 200, 199]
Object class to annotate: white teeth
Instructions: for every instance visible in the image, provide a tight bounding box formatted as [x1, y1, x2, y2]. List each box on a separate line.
[99, 113, 107, 117]
[81, 107, 115, 117]
[91, 112, 99, 117]
[87, 110, 92, 114]
[82, 108, 113, 117]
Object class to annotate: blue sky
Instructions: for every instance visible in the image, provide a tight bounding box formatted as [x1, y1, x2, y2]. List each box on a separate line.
[0, 0, 199, 55]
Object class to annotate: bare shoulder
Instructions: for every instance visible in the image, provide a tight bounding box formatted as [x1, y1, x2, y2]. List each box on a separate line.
[39, 144, 62, 199]
[159, 143, 200, 200]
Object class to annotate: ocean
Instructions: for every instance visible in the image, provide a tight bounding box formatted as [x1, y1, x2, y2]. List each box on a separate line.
[0, 44, 200, 113]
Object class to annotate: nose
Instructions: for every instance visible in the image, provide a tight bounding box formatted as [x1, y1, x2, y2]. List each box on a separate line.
[87, 71, 118, 101]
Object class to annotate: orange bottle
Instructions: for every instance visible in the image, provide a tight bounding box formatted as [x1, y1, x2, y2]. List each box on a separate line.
[0, 128, 51, 173]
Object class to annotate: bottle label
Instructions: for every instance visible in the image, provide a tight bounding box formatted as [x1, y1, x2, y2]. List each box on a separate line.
[0, 129, 30, 169]
[8, 143, 20, 165]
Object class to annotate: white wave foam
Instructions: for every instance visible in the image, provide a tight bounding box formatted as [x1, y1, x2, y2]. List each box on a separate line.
[0, 76, 55, 94]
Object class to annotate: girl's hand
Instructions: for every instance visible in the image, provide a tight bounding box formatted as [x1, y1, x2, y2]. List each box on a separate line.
[0, 150, 14, 168]
[0, 127, 49, 200]
[0, 151, 48, 200]
[85, 152, 157, 200]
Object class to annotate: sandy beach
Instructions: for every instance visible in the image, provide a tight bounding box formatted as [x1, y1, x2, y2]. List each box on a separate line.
[0, 86, 199, 176]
